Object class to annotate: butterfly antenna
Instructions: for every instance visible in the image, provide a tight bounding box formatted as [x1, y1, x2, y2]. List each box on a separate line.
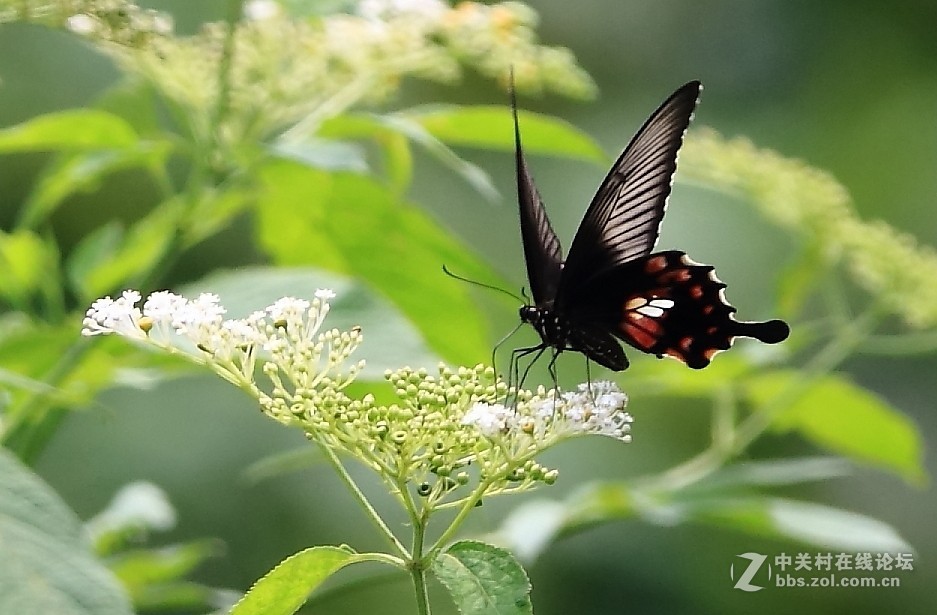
[441, 265, 524, 304]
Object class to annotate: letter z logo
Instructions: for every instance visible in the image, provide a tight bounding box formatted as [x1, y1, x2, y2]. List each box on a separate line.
[730, 552, 771, 592]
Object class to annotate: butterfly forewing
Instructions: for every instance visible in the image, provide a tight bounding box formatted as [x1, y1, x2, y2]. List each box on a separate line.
[559, 81, 701, 301]
[513, 88, 563, 307]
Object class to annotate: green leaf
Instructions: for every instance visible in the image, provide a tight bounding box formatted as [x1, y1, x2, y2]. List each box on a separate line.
[183, 187, 254, 248]
[0, 229, 55, 308]
[18, 144, 171, 228]
[179, 266, 440, 378]
[241, 446, 324, 485]
[109, 540, 222, 586]
[369, 114, 500, 201]
[776, 239, 826, 320]
[689, 457, 853, 492]
[622, 353, 753, 398]
[671, 495, 912, 553]
[268, 138, 369, 173]
[67, 198, 179, 301]
[229, 545, 361, 615]
[255, 160, 503, 365]
[747, 372, 926, 484]
[399, 105, 607, 163]
[0, 109, 139, 152]
[497, 471, 912, 562]
[432, 540, 533, 615]
[108, 540, 223, 612]
[321, 112, 499, 200]
[0, 448, 133, 615]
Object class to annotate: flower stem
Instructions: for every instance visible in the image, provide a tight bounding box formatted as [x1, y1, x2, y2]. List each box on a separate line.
[409, 507, 432, 615]
[318, 444, 411, 559]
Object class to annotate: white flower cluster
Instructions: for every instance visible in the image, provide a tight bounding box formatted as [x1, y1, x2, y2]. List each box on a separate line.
[462, 381, 632, 443]
[82, 288, 361, 389]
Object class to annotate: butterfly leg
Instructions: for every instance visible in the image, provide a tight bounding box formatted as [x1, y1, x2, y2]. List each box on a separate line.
[584, 358, 595, 402]
[492, 322, 525, 381]
[510, 344, 547, 400]
[546, 349, 561, 391]
[545, 349, 563, 413]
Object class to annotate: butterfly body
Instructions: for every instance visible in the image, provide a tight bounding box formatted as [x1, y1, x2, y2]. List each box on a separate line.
[512, 81, 789, 372]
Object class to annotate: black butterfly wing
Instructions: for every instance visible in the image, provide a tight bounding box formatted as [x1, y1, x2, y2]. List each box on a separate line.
[558, 81, 701, 303]
[572, 251, 790, 369]
[513, 86, 563, 307]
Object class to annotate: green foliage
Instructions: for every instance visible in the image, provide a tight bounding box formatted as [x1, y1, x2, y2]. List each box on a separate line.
[0, 448, 133, 615]
[0, 1, 932, 614]
[433, 541, 533, 615]
[750, 372, 925, 484]
[255, 160, 501, 364]
[403, 105, 608, 162]
[228, 546, 368, 615]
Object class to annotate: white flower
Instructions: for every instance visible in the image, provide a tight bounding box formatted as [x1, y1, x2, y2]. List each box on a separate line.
[66, 14, 97, 35]
[172, 293, 225, 342]
[81, 290, 145, 339]
[152, 14, 174, 36]
[462, 402, 509, 437]
[244, 0, 282, 21]
[266, 297, 309, 325]
[358, 0, 447, 21]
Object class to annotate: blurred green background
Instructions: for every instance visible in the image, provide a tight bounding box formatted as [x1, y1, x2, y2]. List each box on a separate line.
[2, 1, 935, 613]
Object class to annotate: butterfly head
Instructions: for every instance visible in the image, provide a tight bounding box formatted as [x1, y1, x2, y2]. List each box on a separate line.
[518, 305, 539, 326]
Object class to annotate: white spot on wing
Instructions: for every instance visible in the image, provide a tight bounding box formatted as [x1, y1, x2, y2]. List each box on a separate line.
[637, 305, 664, 318]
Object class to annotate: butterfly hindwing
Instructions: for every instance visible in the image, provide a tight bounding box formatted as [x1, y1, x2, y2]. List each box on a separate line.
[558, 81, 701, 302]
[571, 251, 790, 369]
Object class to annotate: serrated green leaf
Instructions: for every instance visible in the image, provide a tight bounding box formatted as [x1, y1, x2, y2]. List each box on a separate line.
[229, 545, 361, 615]
[0, 109, 138, 152]
[178, 267, 440, 378]
[400, 105, 607, 163]
[0, 448, 133, 615]
[747, 372, 926, 484]
[255, 160, 502, 365]
[432, 540, 532, 615]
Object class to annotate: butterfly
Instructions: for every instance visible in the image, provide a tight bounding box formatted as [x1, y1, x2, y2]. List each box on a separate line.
[512, 80, 789, 373]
